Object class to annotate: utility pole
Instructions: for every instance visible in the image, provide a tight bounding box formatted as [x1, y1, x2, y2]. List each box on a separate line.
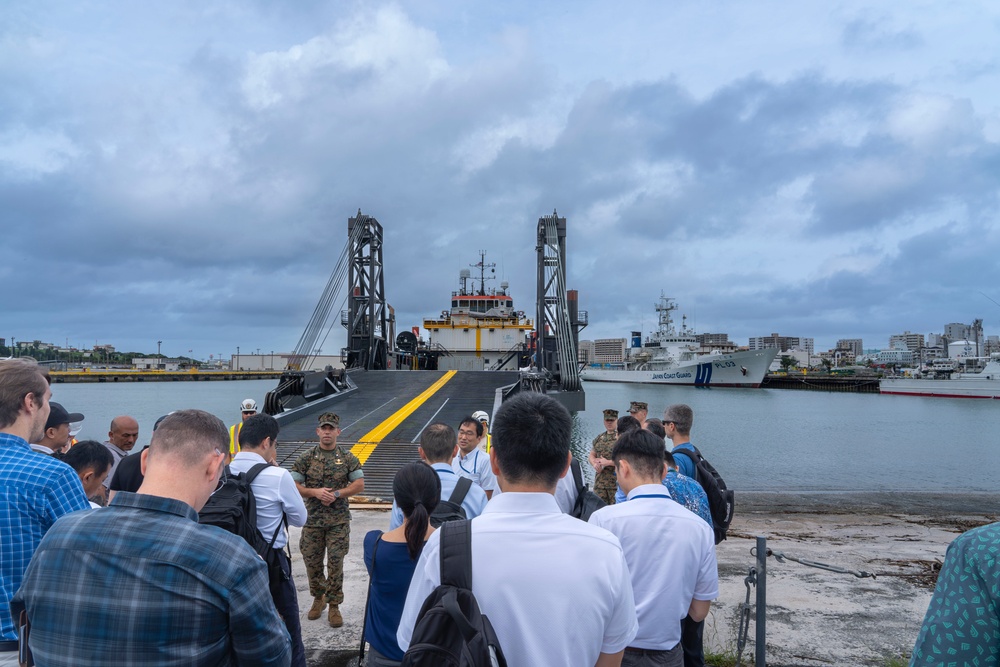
[236, 346, 240, 371]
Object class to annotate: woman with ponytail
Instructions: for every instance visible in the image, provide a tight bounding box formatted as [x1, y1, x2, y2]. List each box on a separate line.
[361, 462, 441, 666]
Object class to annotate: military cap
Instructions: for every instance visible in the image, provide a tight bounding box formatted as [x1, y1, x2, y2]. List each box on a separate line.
[602, 409, 619, 420]
[628, 401, 648, 413]
[318, 412, 340, 427]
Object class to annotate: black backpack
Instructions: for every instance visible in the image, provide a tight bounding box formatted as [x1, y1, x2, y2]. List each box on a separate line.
[401, 521, 507, 667]
[569, 458, 606, 521]
[673, 445, 734, 544]
[430, 477, 473, 528]
[198, 463, 272, 560]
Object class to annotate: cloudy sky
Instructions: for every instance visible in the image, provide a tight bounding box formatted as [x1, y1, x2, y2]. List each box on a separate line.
[3, 1, 999, 360]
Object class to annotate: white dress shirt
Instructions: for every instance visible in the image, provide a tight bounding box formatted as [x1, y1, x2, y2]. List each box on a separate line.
[397, 492, 638, 665]
[452, 448, 499, 495]
[589, 483, 718, 650]
[389, 463, 488, 529]
[229, 451, 308, 549]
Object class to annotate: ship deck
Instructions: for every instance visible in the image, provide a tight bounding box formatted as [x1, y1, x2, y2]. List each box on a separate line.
[273, 369, 519, 501]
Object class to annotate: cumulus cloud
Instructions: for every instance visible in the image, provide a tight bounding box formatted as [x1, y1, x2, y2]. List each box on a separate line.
[1, 1, 999, 358]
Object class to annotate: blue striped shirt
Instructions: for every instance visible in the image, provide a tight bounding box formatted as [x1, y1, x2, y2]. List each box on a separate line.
[11, 491, 291, 666]
[0, 431, 89, 641]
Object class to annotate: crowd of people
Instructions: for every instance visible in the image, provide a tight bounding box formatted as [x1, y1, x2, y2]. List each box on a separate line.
[0, 356, 992, 665]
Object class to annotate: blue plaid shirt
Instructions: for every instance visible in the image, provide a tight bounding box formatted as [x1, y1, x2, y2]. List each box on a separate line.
[11, 492, 291, 666]
[0, 431, 89, 641]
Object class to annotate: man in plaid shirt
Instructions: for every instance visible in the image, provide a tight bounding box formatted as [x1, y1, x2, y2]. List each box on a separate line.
[0, 358, 89, 665]
[12, 409, 291, 667]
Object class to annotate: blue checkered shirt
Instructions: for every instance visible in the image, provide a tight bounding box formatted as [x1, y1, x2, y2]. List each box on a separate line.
[11, 492, 291, 666]
[0, 431, 90, 641]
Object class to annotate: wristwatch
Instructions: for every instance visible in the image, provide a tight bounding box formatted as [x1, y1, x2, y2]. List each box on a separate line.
[334, 490, 340, 499]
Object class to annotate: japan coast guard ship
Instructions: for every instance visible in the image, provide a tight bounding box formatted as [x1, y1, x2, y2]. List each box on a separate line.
[581, 294, 776, 387]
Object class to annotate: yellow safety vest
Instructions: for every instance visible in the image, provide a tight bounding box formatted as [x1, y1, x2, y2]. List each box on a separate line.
[228, 423, 242, 456]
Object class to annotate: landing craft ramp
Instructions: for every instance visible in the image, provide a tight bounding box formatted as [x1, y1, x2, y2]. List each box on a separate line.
[274, 369, 519, 500]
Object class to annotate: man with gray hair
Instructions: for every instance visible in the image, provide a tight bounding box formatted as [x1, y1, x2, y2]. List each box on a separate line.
[12, 409, 291, 667]
[0, 359, 89, 665]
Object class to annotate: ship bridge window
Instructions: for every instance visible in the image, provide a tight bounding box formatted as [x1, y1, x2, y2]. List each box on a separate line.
[459, 300, 469, 308]
[452, 300, 458, 308]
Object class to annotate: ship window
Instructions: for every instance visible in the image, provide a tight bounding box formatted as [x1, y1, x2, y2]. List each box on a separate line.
[452, 300, 458, 308]
[460, 300, 469, 308]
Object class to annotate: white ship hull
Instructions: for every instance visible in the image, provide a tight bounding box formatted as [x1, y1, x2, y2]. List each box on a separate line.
[880, 379, 1000, 399]
[880, 359, 1000, 398]
[581, 349, 776, 388]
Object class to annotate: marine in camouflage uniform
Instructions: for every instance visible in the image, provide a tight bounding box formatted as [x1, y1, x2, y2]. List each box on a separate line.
[589, 408, 619, 505]
[291, 412, 364, 628]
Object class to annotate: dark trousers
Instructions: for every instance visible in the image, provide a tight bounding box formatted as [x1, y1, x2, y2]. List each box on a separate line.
[680, 615, 704, 667]
[271, 550, 307, 667]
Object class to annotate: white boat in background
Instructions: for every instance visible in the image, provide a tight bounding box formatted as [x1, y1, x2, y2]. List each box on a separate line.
[580, 294, 777, 387]
[879, 355, 1000, 399]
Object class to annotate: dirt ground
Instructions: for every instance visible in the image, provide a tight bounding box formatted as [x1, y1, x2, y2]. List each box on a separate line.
[290, 492, 999, 666]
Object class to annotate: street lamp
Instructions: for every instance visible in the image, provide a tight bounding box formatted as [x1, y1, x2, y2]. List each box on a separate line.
[157, 340, 162, 369]
[236, 346, 240, 371]
[270, 350, 274, 371]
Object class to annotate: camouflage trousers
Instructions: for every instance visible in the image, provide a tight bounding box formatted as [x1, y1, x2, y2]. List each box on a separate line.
[594, 484, 617, 506]
[300, 523, 351, 605]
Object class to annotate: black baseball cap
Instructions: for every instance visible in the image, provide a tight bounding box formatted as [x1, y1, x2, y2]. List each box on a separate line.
[45, 402, 84, 430]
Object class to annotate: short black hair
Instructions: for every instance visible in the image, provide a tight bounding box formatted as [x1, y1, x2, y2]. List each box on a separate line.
[238, 413, 280, 449]
[612, 429, 666, 480]
[62, 439, 114, 477]
[492, 392, 570, 487]
[617, 415, 641, 435]
[420, 423, 456, 462]
[458, 417, 483, 437]
[643, 418, 666, 441]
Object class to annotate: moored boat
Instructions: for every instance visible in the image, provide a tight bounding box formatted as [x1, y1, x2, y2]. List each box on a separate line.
[580, 294, 776, 387]
[879, 356, 1000, 398]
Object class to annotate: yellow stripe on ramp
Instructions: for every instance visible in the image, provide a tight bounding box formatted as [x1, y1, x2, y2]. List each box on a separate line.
[350, 370, 458, 464]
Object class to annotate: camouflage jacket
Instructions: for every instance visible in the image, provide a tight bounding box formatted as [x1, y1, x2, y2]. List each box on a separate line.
[591, 431, 618, 489]
[291, 445, 363, 527]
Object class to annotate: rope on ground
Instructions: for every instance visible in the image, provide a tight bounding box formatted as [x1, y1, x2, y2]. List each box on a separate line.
[766, 548, 877, 579]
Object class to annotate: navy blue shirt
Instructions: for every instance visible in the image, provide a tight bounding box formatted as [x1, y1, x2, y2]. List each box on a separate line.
[364, 530, 423, 661]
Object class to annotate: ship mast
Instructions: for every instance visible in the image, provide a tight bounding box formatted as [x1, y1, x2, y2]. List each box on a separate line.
[471, 250, 496, 296]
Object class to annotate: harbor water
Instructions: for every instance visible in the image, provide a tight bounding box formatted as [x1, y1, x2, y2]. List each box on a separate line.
[51, 378, 1000, 494]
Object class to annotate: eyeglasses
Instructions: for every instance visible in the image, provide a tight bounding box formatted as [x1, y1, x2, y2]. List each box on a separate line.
[213, 449, 227, 493]
[242, 411, 256, 415]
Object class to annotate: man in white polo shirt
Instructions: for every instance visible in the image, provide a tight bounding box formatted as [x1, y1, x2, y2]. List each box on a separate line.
[229, 413, 308, 667]
[390, 422, 487, 528]
[398, 392, 637, 666]
[589, 429, 718, 667]
[452, 416, 498, 499]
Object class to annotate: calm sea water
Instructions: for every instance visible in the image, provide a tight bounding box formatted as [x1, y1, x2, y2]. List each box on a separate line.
[51, 378, 1000, 493]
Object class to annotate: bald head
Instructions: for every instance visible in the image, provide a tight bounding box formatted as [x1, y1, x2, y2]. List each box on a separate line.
[109, 416, 139, 451]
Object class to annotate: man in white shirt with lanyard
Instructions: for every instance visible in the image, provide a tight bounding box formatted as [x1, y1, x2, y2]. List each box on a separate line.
[398, 392, 637, 666]
[229, 413, 309, 667]
[452, 416, 498, 499]
[589, 428, 718, 667]
[389, 422, 488, 529]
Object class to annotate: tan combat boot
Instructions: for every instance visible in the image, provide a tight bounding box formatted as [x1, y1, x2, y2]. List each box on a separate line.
[307, 597, 325, 621]
[328, 604, 343, 628]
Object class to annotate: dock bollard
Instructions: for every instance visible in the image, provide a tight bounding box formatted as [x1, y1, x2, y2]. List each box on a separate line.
[756, 536, 766, 666]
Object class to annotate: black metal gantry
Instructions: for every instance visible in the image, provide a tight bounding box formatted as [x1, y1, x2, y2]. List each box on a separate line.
[344, 212, 391, 370]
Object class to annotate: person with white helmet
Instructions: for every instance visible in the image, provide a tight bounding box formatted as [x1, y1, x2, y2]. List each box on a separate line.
[227, 398, 257, 463]
[471, 410, 491, 452]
